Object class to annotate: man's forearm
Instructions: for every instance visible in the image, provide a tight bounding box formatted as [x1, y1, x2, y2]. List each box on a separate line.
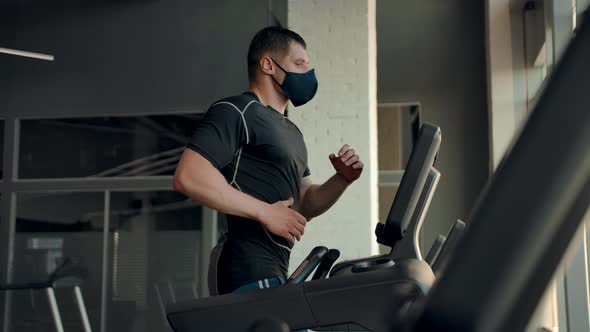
[181, 178, 268, 221]
[299, 174, 350, 220]
[174, 154, 268, 222]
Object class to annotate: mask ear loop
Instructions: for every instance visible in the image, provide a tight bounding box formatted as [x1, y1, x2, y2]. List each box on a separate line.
[269, 58, 288, 97]
[270, 58, 288, 73]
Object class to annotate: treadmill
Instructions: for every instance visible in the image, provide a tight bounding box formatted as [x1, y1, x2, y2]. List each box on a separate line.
[166, 123, 442, 332]
[406, 6, 590, 332]
[169, 7, 590, 330]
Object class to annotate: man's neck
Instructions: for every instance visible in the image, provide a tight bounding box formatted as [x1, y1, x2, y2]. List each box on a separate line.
[249, 81, 288, 115]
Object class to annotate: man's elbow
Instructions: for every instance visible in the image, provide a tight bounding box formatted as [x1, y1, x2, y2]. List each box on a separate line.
[173, 170, 187, 194]
[298, 204, 314, 222]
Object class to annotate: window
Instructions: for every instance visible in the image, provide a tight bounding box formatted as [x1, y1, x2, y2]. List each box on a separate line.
[11, 192, 104, 332]
[107, 191, 202, 332]
[3, 113, 219, 332]
[7, 190, 209, 332]
[522, 0, 578, 112]
[18, 114, 201, 179]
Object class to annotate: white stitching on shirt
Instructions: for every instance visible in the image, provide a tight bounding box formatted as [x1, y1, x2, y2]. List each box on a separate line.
[232, 179, 292, 252]
[210, 100, 259, 144]
[214, 99, 292, 252]
[230, 148, 243, 185]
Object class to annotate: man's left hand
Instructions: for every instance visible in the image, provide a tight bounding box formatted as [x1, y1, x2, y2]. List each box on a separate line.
[329, 144, 364, 184]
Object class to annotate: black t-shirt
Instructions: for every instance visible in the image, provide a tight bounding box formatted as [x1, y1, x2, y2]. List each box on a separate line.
[187, 91, 310, 293]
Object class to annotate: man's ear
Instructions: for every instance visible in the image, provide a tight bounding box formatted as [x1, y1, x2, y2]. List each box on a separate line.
[260, 56, 274, 75]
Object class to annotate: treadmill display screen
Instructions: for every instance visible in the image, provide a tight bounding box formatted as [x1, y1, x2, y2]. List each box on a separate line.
[376, 123, 441, 247]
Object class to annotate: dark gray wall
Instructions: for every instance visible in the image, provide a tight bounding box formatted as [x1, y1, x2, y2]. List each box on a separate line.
[377, 0, 490, 248]
[0, 0, 285, 118]
[1, 2, 286, 329]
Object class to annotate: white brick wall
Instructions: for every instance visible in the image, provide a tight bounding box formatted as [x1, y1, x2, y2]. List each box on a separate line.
[287, 0, 378, 273]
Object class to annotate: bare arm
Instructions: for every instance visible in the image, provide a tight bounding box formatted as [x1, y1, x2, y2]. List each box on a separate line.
[298, 144, 364, 220]
[174, 149, 266, 220]
[298, 175, 350, 220]
[174, 149, 307, 241]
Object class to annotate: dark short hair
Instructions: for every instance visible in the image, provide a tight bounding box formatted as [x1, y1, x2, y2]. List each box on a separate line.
[247, 26, 307, 82]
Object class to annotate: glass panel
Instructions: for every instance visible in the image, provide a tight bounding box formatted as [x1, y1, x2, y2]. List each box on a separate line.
[18, 114, 202, 179]
[10, 192, 103, 332]
[377, 106, 402, 170]
[523, 1, 548, 110]
[107, 191, 202, 332]
[377, 105, 420, 171]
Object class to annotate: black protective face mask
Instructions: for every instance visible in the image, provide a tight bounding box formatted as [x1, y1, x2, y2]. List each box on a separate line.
[271, 59, 318, 107]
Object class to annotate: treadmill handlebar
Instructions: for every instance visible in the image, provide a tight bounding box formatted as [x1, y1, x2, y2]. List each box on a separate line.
[286, 246, 328, 284]
[311, 249, 341, 280]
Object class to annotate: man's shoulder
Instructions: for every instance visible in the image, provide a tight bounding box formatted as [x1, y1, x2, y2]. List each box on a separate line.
[208, 92, 262, 113]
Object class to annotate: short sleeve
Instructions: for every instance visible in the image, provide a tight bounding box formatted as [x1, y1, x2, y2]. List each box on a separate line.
[303, 166, 311, 177]
[187, 103, 248, 169]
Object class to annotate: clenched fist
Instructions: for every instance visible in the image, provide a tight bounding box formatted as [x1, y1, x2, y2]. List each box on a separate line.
[329, 144, 363, 183]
